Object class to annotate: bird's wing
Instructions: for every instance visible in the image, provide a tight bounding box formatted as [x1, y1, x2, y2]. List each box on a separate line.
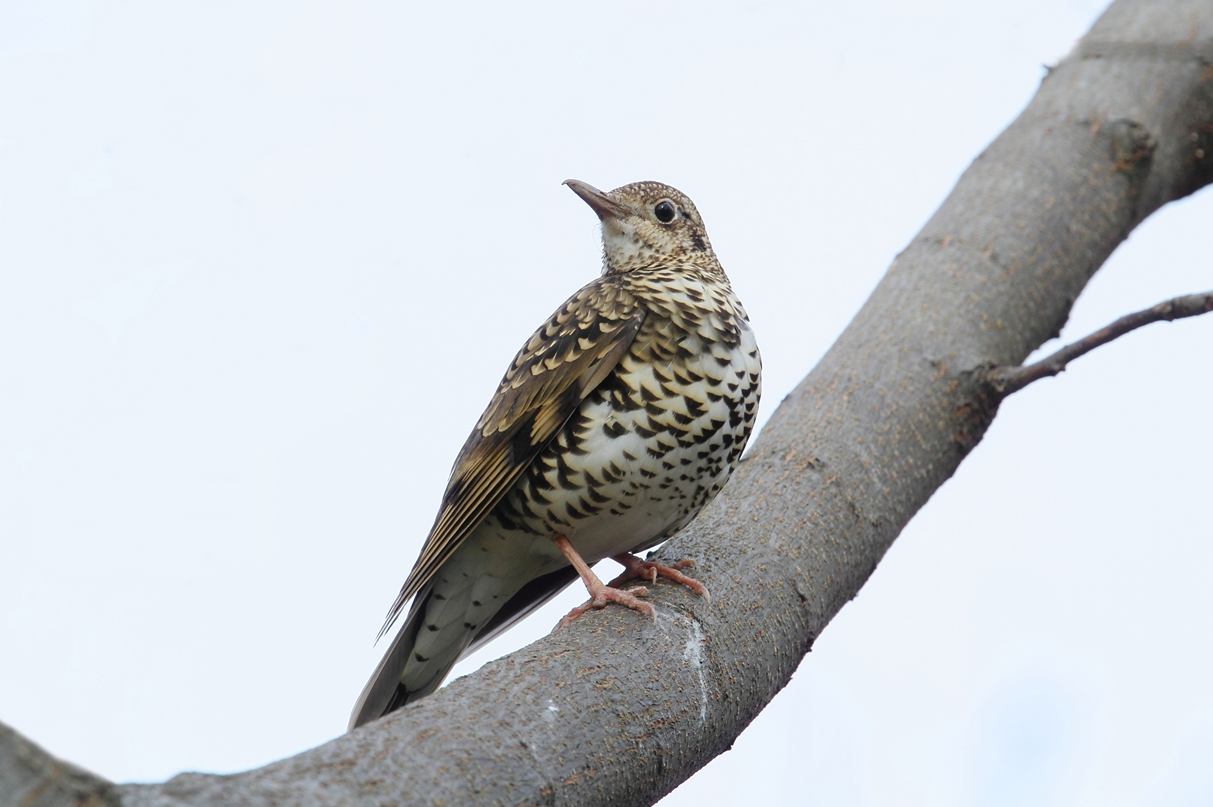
[378, 278, 645, 637]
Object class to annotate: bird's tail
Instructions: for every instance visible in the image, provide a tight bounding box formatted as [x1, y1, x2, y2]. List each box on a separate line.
[347, 588, 459, 730]
[348, 565, 582, 730]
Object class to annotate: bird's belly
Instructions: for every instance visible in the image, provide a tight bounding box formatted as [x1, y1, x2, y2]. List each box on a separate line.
[556, 474, 699, 563]
[490, 328, 760, 568]
[487, 421, 698, 565]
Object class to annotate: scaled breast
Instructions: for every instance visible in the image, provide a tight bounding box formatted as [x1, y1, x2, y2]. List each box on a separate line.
[491, 266, 761, 560]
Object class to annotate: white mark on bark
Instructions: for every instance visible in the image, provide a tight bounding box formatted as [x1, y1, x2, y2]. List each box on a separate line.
[683, 619, 708, 726]
[543, 699, 559, 723]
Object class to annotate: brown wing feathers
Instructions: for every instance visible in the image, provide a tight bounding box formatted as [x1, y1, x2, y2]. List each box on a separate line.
[377, 279, 646, 638]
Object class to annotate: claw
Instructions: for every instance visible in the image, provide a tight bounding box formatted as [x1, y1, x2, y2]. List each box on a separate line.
[607, 553, 710, 604]
[554, 583, 654, 631]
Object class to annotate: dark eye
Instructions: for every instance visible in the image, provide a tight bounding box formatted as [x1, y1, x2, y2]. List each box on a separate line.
[654, 200, 676, 224]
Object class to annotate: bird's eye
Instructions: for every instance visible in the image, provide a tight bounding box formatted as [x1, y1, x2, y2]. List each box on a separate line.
[654, 200, 677, 224]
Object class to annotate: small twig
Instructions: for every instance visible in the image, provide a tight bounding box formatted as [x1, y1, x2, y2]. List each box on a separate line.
[988, 291, 1213, 396]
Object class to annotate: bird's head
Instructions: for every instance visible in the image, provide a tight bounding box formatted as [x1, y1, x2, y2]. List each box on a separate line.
[565, 179, 716, 275]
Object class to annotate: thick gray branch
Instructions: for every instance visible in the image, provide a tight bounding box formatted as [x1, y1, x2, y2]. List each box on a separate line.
[4, 0, 1213, 805]
[989, 290, 1213, 395]
[0, 723, 120, 807]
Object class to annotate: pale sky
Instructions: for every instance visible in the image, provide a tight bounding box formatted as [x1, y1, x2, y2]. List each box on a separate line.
[2, 1, 1211, 805]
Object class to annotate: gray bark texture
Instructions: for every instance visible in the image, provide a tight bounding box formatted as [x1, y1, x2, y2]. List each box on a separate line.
[4, 0, 1212, 804]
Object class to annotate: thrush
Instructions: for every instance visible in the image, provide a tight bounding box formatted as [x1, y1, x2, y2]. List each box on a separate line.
[349, 179, 761, 730]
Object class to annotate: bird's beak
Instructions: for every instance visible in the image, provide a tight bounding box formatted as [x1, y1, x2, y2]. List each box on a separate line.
[564, 179, 631, 220]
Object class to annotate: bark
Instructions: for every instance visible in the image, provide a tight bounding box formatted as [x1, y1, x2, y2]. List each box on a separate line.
[4, 0, 1213, 805]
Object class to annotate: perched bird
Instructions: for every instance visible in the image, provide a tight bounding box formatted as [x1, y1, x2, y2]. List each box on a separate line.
[349, 180, 761, 729]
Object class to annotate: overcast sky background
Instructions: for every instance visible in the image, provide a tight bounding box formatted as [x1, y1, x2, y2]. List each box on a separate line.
[2, 1, 1212, 805]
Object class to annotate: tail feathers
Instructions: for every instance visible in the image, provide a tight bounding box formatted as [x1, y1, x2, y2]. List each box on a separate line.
[348, 566, 583, 731]
[462, 566, 579, 657]
[348, 584, 484, 731]
[348, 589, 453, 730]
[380, 676, 436, 717]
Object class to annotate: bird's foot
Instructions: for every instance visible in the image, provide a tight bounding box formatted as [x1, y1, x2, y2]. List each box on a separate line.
[549, 534, 657, 630]
[608, 553, 710, 605]
[555, 579, 654, 630]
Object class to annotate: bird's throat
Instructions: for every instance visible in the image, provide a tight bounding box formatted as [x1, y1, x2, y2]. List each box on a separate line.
[600, 219, 658, 275]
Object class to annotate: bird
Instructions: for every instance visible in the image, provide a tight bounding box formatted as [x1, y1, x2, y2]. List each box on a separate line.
[349, 179, 761, 730]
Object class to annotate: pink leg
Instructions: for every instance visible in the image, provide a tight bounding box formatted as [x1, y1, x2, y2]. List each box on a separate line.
[607, 553, 710, 604]
[550, 535, 655, 629]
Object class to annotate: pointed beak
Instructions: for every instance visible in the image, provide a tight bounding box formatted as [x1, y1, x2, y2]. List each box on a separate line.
[564, 179, 631, 220]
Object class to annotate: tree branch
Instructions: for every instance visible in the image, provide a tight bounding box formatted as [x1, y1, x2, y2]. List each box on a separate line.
[4, 1, 1213, 805]
[0, 723, 120, 807]
[988, 291, 1213, 395]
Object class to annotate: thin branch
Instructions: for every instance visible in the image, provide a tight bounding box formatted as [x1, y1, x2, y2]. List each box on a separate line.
[988, 291, 1213, 396]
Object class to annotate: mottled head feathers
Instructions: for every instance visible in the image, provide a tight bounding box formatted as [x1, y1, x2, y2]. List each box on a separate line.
[565, 180, 716, 275]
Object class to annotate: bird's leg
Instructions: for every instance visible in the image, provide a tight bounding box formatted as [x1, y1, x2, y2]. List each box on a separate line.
[608, 553, 710, 605]
[550, 534, 655, 630]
